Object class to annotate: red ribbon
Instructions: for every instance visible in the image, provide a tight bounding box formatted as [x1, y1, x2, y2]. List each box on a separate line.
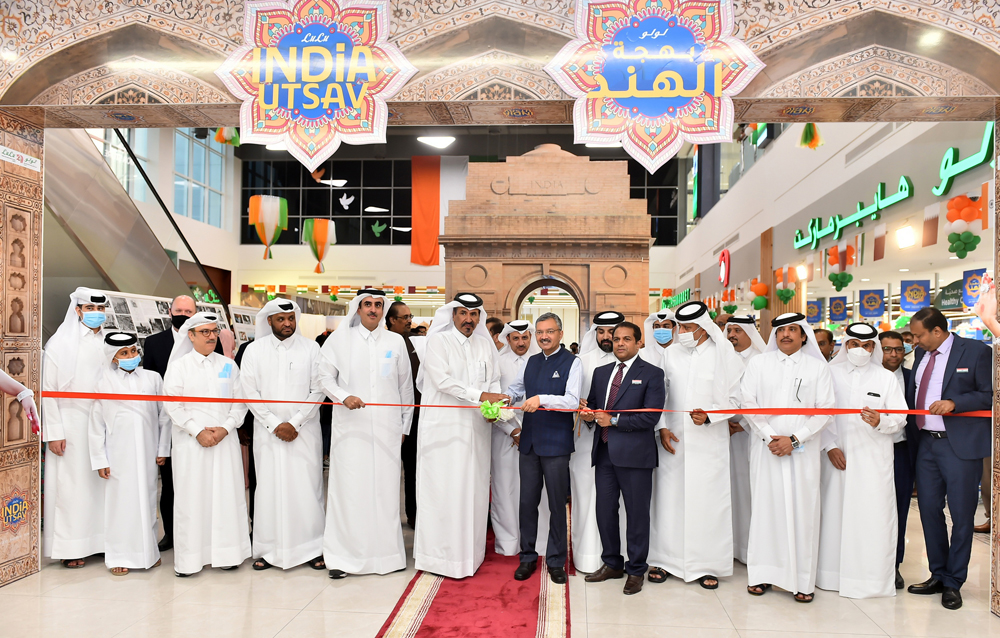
[39, 391, 991, 418]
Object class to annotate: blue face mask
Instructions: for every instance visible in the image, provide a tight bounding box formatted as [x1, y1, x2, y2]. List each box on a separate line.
[117, 355, 140, 371]
[81, 311, 106, 329]
[904, 342, 913, 354]
[653, 328, 672, 344]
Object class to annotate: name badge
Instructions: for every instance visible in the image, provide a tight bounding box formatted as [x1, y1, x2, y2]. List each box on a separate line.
[631, 379, 642, 385]
[957, 367, 969, 373]
[552, 371, 560, 379]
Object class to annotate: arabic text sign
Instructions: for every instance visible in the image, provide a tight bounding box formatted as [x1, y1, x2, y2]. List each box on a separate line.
[544, 0, 763, 173]
[858, 289, 885, 319]
[806, 299, 822, 324]
[829, 296, 847, 322]
[216, 0, 416, 172]
[899, 280, 930, 313]
[962, 268, 987, 309]
[793, 175, 912, 250]
[934, 121, 994, 197]
[0, 145, 40, 172]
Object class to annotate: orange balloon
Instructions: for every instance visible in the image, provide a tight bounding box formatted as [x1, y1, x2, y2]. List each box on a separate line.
[946, 209, 960, 222]
[950, 195, 973, 210]
[961, 207, 978, 222]
[846, 245, 855, 256]
[879, 322, 891, 331]
[751, 283, 768, 296]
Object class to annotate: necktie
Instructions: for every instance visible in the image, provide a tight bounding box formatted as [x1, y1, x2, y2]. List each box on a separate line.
[915, 350, 939, 429]
[602, 362, 626, 443]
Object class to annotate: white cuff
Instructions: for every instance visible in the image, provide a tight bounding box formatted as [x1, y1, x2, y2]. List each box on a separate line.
[16, 389, 33, 402]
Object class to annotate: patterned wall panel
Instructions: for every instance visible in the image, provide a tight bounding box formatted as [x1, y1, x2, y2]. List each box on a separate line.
[0, 109, 42, 587]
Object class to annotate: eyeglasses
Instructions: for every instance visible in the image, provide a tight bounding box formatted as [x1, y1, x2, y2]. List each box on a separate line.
[396, 314, 413, 321]
[195, 328, 221, 337]
[882, 346, 905, 354]
[536, 329, 561, 336]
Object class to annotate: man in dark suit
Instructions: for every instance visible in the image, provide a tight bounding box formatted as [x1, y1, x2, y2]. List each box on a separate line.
[904, 307, 992, 610]
[505, 313, 582, 584]
[386, 301, 420, 528]
[581, 321, 665, 595]
[879, 330, 914, 590]
[141, 295, 223, 551]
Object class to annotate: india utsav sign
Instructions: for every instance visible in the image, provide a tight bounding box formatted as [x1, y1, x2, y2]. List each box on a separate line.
[217, 0, 416, 171]
[545, 0, 764, 173]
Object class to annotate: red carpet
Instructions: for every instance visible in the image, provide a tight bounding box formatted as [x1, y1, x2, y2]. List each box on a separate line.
[377, 531, 570, 638]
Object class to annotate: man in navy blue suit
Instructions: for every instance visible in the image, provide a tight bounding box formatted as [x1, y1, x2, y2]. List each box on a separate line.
[581, 321, 665, 595]
[505, 313, 583, 584]
[905, 308, 992, 610]
[879, 330, 913, 590]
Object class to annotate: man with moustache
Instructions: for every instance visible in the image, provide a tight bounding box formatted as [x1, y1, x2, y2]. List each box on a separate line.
[386, 300, 421, 529]
[413, 293, 506, 578]
[573, 311, 625, 573]
[505, 314, 582, 584]
[814, 328, 835, 362]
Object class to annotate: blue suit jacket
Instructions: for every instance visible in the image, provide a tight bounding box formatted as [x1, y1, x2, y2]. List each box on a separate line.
[587, 355, 665, 469]
[904, 334, 992, 460]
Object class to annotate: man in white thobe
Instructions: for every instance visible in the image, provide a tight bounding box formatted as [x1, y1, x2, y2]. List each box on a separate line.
[89, 332, 171, 575]
[649, 301, 743, 589]
[492, 320, 548, 557]
[413, 293, 506, 578]
[816, 322, 905, 599]
[639, 309, 674, 365]
[725, 316, 767, 564]
[573, 311, 625, 573]
[320, 289, 413, 577]
[163, 312, 250, 576]
[42, 287, 109, 567]
[239, 299, 326, 571]
[740, 312, 835, 602]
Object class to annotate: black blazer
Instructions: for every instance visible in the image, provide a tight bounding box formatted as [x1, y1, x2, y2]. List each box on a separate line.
[141, 327, 223, 378]
[904, 334, 992, 460]
[587, 354, 665, 469]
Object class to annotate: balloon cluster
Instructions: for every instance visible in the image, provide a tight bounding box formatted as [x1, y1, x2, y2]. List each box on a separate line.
[827, 245, 855, 270]
[744, 279, 769, 311]
[776, 288, 796, 304]
[709, 310, 718, 320]
[723, 304, 738, 314]
[894, 315, 909, 329]
[945, 195, 983, 259]
[828, 272, 853, 291]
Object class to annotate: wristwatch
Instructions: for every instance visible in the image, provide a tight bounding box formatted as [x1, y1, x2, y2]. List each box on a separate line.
[610, 414, 619, 427]
[790, 434, 802, 450]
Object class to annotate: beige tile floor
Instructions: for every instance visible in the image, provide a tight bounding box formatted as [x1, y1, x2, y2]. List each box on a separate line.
[0, 499, 994, 638]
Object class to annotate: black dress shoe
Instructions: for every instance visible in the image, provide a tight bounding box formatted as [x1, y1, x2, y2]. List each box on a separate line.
[942, 587, 962, 610]
[158, 537, 173, 552]
[907, 577, 944, 595]
[514, 561, 537, 581]
[548, 566, 567, 584]
[895, 568, 904, 590]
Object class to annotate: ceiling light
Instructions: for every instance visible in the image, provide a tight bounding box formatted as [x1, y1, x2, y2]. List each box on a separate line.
[919, 31, 944, 48]
[265, 140, 287, 151]
[364, 206, 389, 213]
[896, 225, 915, 249]
[795, 265, 808, 279]
[899, 269, 909, 272]
[417, 136, 455, 149]
[950, 256, 959, 260]
[861, 278, 870, 282]
[319, 179, 347, 187]
[586, 142, 623, 148]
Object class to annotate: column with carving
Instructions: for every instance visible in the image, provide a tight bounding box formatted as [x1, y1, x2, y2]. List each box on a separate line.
[991, 104, 1000, 617]
[0, 110, 43, 586]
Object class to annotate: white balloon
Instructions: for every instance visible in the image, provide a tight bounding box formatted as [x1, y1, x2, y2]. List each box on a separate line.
[746, 291, 756, 302]
[951, 219, 969, 234]
[942, 221, 953, 235]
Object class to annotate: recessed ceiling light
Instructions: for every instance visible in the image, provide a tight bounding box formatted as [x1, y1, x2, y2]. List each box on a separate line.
[417, 136, 455, 149]
[265, 140, 287, 151]
[861, 278, 870, 282]
[586, 142, 622, 148]
[950, 256, 959, 259]
[319, 179, 347, 187]
[364, 206, 389, 213]
[899, 269, 909, 272]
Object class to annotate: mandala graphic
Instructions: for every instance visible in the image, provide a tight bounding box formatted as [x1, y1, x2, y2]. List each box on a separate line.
[544, 0, 764, 173]
[216, 0, 416, 171]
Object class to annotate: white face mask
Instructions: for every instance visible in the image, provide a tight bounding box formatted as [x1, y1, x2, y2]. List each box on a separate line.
[677, 331, 698, 349]
[846, 346, 872, 367]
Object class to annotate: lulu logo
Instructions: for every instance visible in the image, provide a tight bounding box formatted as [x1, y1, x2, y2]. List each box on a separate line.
[502, 108, 533, 118]
[782, 106, 814, 116]
[830, 298, 845, 315]
[904, 283, 926, 304]
[718, 249, 730, 287]
[923, 105, 956, 115]
[862, 292, 882, 311]
[1, 488, 28, 535]
[806, 302, 819, 320]
[965, 273, 983, 298]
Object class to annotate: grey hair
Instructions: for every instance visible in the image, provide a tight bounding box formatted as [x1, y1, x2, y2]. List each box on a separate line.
[535, 312, 562, 330]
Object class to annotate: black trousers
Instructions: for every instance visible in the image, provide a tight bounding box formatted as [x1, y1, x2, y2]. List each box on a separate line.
[894, 439, 914, 565]
[401, 415, 419, 522]
[594, 440, 652, 576]
[518, 450, 570, 567]
[158, 459, 173, 541]
[915, 431, 982, 590]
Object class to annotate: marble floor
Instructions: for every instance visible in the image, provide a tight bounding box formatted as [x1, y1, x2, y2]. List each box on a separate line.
[0, 500, 995, 638]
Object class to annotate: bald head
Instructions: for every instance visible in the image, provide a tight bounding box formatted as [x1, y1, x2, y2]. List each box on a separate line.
[170, 295, 197, 317]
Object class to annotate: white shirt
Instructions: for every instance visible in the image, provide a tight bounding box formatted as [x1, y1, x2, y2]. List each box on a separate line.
[506, 347, 583, 411]
[741, 348, 835, 443]
[913, 333, 954, 432]
[163, 351, 247, 437]
[602, 353, 637, 407]
[891, 365, 906, 443]
[240, 333, 324, 432]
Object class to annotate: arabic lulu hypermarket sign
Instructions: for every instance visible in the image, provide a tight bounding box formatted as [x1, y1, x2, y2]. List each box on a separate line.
[545, 0, 764, 173]
[216, 0, 416, 171]
[792, 121, 995, 250]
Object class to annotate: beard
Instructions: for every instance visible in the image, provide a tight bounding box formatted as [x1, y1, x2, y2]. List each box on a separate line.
[599, 340, 613, 353]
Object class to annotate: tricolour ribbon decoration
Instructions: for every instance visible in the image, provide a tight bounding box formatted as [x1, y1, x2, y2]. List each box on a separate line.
[248, 194, 288, 259]
[214, 127, 240, 147]
[302, 218, 337, 273]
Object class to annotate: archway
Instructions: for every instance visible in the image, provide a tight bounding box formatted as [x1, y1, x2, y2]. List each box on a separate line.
[514, 280, 581, 347]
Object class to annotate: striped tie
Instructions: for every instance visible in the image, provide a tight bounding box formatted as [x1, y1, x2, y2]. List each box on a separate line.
[602, 362, 625, 443]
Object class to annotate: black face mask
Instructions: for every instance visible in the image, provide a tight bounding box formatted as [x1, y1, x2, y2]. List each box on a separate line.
[171, 314, 189, 330]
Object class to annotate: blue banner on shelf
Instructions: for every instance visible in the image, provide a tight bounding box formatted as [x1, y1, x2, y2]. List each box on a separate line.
[829, 296, 847, 322]
[962, 269, 987, 308]
[899, 280, 931, 312]
[806, 300, 823, 324]
[859, 289, 885, 318]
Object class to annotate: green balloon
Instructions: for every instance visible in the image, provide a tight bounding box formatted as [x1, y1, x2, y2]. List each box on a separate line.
[960, 231, 974, 242]
[844, 274, 853, 283]
[828, 273, 837, 282]
[948, 232, 960, 243]
[957, 250, 968, 259]
[972, 236, 982, 245]
[948, 244, 958, 253]
[956, 241, 967, 251]
[752, 296, 768, 310]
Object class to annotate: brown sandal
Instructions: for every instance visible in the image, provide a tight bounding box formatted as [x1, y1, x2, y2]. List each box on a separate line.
[747, 583, 771, 596]
[111, 567, 129, 576]
[61, 559, 85, 569]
